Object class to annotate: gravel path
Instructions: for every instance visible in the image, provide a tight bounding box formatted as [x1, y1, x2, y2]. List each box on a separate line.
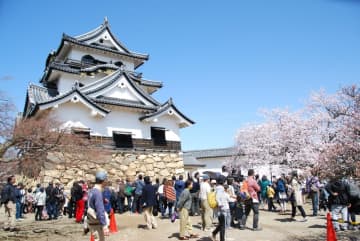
[0, 204, 359, 241]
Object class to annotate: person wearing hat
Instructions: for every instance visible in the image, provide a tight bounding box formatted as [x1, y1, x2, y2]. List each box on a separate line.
[199, 174, 213, 231]
[87, 170, 109, 241]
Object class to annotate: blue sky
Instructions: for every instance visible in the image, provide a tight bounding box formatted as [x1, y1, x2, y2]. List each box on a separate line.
[0, 0, 359, 151]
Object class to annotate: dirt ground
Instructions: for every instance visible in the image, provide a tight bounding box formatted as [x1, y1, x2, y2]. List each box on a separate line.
[0, 204, 359, 241]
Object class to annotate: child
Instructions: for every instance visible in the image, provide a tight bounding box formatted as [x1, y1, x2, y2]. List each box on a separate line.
[267, 184, 277, 212]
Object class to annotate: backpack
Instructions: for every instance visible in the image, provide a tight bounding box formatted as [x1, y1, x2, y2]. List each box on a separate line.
[267, 186, 274, 198]
[347, 182, 360, 200]
[135, 180, 144, 195]
[1, 186, 9, 204]
[309, 177, 319, 193]
[207, 191, 218, 209]
[239, 180, 251, 201]
[124, 185, 134, 196]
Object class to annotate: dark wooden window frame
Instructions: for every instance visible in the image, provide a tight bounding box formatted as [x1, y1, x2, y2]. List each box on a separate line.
[113, 131, 133, 148]
[151, 127, 166, 146]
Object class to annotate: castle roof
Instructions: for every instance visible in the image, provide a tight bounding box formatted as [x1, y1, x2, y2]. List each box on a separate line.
[140, 98, 195, 128]
[25, 83, 110, 117]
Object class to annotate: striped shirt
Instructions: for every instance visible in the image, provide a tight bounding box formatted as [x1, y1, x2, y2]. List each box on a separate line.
[164, 184, 176, 202]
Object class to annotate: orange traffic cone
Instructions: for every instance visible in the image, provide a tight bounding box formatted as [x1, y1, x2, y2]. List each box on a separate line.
[327, 213, 337, 241]
[90, 232, 95, 241]
[109, 208, 118, 233]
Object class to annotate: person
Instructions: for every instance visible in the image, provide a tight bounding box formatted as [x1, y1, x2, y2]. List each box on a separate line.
[276, 175, 287, 214]
[241, 169, 262, 231]
[259, 176, 270, 210]
[15, 183, 24, 220]
[212, 176, 231, 241]
[1, 175, 19, 232]
[158, 178, 167, 217]
[35, 187, 46, 221]
[307, 174, 322, 216]
[117, 179, 126, 213]
[141, 176, 157, 229]
[225, 178, 237, 227]
[175, 175, 185, 207]
[199, 175, 212, 231]
[289, 171, 307, 222]
[190, 172, 200, 216]
[267, 184, 277, 212]
[164, 179, 176, 218]
[132, 174, 145, 214]
[75, 180, 86, 222]
[46, 181, 58, 220]
[177, 179, 199, 240]
[124, 178, 133, 212]
[325, 178, 350, 231]
[102, 186, 112, 214]
[26, 188, 35, 213]
[87, 169, 109, 241]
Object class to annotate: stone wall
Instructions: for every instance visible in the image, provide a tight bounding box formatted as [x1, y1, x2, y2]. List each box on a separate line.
[40, 150, 185, 189]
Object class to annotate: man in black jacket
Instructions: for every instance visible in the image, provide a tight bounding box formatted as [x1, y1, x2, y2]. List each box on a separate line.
[2, 175, 19, 231]
[141, 176, 157, 229]
[326, 178, 350, 231]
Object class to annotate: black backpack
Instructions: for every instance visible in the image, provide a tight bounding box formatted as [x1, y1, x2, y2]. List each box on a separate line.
[1, 186, 9, 204]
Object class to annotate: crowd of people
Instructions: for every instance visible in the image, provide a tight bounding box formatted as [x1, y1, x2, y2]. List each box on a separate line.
[1, 169, 359, 241]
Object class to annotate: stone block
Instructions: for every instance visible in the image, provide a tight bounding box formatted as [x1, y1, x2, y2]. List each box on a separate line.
[159, 169, 170, 177]
[175, 168, 184, 174]
[147, 171, 155, 177]
[144, 158, 154, 164]
[145, 164, 153, 170]
[138, 155, 147, 160]
[119, 165, 128, 172]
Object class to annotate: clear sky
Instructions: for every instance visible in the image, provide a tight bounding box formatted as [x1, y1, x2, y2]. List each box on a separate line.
[0, 0, 359, 151]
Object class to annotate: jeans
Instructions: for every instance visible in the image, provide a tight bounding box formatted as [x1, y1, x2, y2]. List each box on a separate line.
[126, 196, 132, 212]
[47, 202, 58, 219]
[235, 202, 246, 228]
[331, 204, 348, 230]
[229, 202, 236, 226]
[132, 194, 142, 213]
[213, 212, 225, 241]
[190, 192, 200, 215]
[167, 201, 174, 217]
[159, 195, 167, 216]
[224, 209, 231, 229]
[117, 196, 125, 213]
[310, 191, 319, 216]
[15, 201, 22, 219]
[242, 201, 259, 229]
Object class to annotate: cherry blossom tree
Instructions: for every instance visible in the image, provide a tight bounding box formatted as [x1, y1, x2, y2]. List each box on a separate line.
[228, 84, 360, 178]
[309, 85, 360, 178]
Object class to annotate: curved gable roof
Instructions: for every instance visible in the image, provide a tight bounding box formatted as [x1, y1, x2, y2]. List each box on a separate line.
[74, 18, 132, 54]
[82, 70, 160, 106]
[139, 98, 195, 128]
[27, 84, 110, 117]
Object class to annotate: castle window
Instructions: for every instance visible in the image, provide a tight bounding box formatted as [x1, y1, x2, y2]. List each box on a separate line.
[71, 127, 90, 139]
[113, 131, 133, 148]
[114, 61, 123, 67]
[151, 127, 166, 146]
[81, 55, 96, 65]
